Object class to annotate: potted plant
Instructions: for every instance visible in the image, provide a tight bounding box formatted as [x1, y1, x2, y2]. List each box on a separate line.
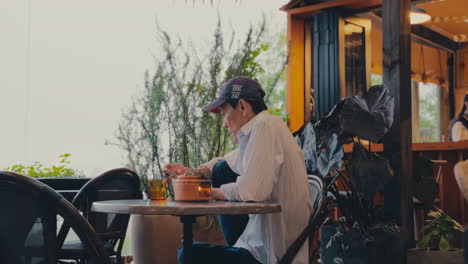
[318, 141, 400, 264]
[294, 121, 399, 264]
[114, 19, 282, 264]
[407, 207, 464, 264]
[296, 85, 399, 264]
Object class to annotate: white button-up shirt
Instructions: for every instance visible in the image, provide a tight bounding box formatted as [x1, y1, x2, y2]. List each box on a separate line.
[452, 121, 468, 141]
[202, 111, 312, 264]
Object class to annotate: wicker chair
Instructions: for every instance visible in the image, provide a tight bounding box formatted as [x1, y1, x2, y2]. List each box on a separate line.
[58, 168, 142, 264]
[279, 175, 329, 264]
[0, 170, 111, 264]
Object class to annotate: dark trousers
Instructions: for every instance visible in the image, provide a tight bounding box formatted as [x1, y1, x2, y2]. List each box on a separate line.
[212, 160, 250, 246]
[178, 160, 259, 264]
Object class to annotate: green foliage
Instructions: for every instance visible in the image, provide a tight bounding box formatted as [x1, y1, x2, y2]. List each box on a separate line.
[268, 104, 288, 123]
[258, 19, 287, 123]
[4, 153, 84, 178]
[113, 17, 287, 188]
[418, 207, 463, 251]
[370, 73, 383, 86]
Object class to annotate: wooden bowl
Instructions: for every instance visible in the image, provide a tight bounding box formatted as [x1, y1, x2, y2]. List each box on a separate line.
[172, 175, 211, 201]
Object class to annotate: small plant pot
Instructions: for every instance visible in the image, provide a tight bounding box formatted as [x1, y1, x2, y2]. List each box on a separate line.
[407, 248, 464, 264]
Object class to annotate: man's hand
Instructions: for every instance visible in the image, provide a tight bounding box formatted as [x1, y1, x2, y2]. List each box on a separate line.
[211, 188, 227, 201]
[163, 163, 192, 179]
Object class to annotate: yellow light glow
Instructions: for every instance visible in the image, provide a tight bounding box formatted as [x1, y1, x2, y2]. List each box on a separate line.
[410, 6, 431, 25]
[410, 12, 431, 24]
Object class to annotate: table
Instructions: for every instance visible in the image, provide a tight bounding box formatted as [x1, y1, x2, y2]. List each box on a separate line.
[92, 199, 281, 264]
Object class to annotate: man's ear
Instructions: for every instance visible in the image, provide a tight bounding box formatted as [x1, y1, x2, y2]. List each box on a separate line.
[239, 99, 245, 111]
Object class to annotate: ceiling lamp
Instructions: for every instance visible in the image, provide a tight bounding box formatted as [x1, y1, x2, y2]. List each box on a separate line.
[410, 6, 431, 24]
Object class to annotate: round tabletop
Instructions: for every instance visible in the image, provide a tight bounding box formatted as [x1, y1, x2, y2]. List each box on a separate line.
[91, 199, 281, 216]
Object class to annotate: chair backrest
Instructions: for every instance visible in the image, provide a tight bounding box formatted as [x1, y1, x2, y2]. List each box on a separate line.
[37, 177, 90, 190]
[0, 171, 111, 264]
[279, 175, 328, 264]
[37, 177, 91, 202]
[58, 168, 142, 252]
[308, 175, 328, 224]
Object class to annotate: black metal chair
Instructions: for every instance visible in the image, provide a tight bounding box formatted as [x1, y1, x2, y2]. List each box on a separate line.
[279, 175, 329, 264]
[58, 168, 142, 264]
[0, 170, 111, 264]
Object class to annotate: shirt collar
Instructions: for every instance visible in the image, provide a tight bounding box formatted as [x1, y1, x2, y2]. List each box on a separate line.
[238, 110, 268, 136]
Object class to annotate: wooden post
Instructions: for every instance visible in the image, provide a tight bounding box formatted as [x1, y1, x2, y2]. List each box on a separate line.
[448, 53, 455, 118]
[287, 14, 305, 132]
[382, 0, 414, 262]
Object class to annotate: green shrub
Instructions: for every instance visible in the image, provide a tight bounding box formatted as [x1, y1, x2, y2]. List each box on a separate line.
[418, 207, 464, 251]
[4, 153, 84, 178]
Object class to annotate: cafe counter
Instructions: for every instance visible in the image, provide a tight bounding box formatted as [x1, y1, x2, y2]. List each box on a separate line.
[343, 140, 468, 224]
[413, 141, 468, 224]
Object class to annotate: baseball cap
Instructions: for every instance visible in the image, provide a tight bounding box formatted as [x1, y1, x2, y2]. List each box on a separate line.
[202, 76, 266, 113]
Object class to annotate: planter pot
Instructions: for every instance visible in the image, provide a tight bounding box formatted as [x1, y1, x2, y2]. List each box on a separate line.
[407, 248, 464, 264]
[320, 224, 401, 264]
[130, 214, 224, 264]
[130, 215, 182, 264]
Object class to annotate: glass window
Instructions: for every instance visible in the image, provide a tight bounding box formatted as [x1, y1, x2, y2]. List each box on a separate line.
[418, 82, 441, 142]
[344, 22, 366, 97]
[370, 74, 442, 142]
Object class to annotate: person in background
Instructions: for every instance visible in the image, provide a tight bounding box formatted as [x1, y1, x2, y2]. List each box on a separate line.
[450, 94, 468, 141]
[165, 76, 312, 264]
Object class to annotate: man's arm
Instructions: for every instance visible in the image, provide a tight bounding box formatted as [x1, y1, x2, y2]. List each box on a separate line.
[197, 149, 240, 179]
[220, 122, 283, 202]
[211, 188, 227, 200]
[197, 166, 212, 179]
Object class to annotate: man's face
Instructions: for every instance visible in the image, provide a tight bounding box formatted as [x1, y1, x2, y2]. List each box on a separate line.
[219, 101, 247, 143]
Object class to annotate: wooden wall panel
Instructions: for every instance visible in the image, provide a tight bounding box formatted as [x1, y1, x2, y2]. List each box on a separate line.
[457, 45, 468, 89]
[455, 44, 468, 116]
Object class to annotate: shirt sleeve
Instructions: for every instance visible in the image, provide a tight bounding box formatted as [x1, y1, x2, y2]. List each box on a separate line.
[221, 122, 284, 202]
[452, 122, 463, 141]
[199, 149, 240, 173]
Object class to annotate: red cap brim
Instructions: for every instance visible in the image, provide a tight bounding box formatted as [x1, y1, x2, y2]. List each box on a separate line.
[202, 98, 225, 114]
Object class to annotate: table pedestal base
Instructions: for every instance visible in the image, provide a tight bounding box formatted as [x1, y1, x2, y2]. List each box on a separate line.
[180, 215, 197, 264]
